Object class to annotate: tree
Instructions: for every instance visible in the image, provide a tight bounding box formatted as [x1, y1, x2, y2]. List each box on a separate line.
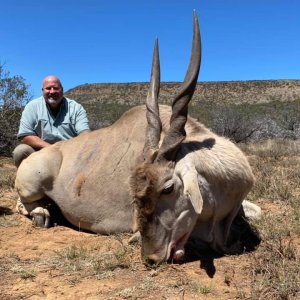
[0, 64, 31, 156]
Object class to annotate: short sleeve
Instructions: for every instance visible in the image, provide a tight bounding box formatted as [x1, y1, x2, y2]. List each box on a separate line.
[17, 103, 38, 139]
[74, 104, 90, 134]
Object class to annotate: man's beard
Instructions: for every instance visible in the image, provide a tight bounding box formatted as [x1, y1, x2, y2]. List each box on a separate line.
[47, 97, 62, 108]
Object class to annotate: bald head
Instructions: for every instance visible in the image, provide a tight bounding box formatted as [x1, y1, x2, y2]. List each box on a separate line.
[42, 75, 64, 110]
[42, 75, 63, 89]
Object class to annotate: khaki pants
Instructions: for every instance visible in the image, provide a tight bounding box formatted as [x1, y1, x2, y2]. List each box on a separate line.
[12, 144, 36, 167]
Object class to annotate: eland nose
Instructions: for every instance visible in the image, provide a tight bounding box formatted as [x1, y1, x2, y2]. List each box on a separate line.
[143, 254, 161, 267]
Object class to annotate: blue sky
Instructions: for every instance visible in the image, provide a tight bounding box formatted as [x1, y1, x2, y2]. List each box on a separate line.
[1, 0, 299, 99]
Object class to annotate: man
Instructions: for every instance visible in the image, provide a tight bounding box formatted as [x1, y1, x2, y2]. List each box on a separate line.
[13, 75, 90, 167]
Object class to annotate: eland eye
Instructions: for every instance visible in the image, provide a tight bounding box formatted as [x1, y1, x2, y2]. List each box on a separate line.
[162, 184, 174, 195]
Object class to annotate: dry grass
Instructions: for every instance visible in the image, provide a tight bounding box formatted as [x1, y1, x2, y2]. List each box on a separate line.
[0, 140, 299, 299]
[0, 157, 16, 200]
[241, 139, 300, 299]
[38, 235, 137, 275]
[243, 139, 300, 159]
[249, 238, 299, 300]
[0, 167, 15, 190]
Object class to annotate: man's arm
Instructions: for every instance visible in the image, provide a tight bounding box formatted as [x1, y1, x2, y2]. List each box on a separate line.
[20, 135, 51, 149]
[17, 100, 50, 149]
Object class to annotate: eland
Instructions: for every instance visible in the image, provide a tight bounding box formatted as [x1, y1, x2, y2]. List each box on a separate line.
[15, 11, 261, 264]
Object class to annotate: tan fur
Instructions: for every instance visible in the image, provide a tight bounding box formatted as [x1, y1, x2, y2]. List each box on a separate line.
[74, 172, 86, 197]
[130, 161, 174, 228]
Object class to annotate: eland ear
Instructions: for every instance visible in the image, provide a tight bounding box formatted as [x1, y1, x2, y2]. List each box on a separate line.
[132, 205, 139, 233]
[182, 170, 203, 214]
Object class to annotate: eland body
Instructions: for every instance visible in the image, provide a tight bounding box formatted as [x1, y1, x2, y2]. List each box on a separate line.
[15, 12, 260, 264]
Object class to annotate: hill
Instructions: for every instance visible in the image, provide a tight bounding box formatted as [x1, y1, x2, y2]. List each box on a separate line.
[66, 80, 300, 106]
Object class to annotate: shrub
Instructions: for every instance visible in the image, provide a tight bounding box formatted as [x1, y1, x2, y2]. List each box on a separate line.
[0, 64, 31, 156]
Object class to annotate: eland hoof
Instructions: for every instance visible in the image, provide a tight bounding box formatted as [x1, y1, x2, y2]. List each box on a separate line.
[30, 207, 51, 228]
[128, 231, 141, 244]
[16, 198, 29, 216]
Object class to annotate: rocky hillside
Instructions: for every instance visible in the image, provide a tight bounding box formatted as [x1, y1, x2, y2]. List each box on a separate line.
[66, 80, 300, 106]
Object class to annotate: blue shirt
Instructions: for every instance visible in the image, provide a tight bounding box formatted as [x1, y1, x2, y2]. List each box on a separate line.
[17, 97, 90, 144]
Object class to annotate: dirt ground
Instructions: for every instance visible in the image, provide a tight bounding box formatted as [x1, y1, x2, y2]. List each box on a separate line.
[0, 157, 297, 300]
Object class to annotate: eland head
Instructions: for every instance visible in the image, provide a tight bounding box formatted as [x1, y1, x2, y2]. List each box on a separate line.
[130, 11, 202, 264]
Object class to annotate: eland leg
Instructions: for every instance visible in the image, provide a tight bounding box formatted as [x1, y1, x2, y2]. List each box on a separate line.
[16, 197, 51, 228]
[14, 148, 62, 228]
